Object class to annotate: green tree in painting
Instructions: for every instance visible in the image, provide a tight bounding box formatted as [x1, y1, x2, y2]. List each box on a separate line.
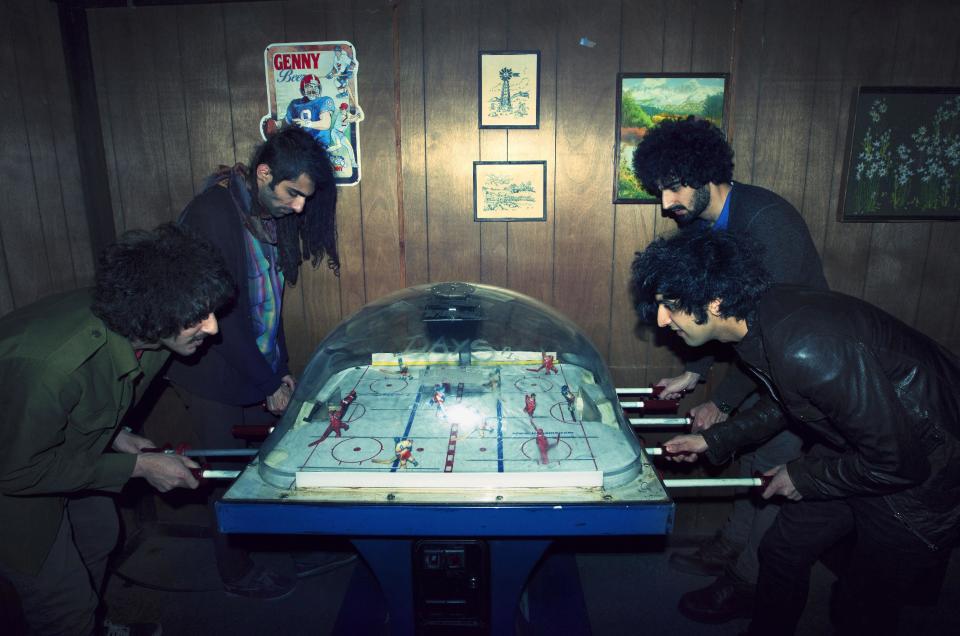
[703, 92, 724, 123]
[621, 91, 654, 129]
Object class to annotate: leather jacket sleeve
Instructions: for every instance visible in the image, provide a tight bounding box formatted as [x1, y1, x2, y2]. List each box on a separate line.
[778, 333, 931, 499]
[702, 394, 788, 464]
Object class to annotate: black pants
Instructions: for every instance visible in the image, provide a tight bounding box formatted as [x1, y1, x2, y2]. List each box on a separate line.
[172, 384, 278, 582]
[0, 495, 118, 635]
[750, 495, 947, 635]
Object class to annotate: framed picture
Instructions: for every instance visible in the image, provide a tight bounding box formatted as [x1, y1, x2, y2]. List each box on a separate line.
[473, 161, 547, 222]
[260, 41, 364, 186]
[479, 50, 540, 128]
[613, 73, 728, 203]
[840, 87, 960, 221]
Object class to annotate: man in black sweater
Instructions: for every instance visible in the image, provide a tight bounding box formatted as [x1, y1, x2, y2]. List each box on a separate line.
[167, 128, 349, 599]
[631, 117, 827, 622]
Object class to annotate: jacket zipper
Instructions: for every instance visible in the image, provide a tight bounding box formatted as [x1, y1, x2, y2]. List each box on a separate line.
[743, 365, 787, 411]
[886, 499, 939, 552]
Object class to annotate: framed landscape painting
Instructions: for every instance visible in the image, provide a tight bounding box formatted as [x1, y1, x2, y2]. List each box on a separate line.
[840, 86, 960, 221]
[614, 73, 728, 203]
[473, 161, 547, 222]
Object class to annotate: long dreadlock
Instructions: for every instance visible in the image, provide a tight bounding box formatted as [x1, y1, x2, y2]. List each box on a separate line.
[249, 127, 340, 285]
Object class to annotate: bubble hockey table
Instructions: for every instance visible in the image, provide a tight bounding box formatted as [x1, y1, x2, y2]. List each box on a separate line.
[217, 283, 673, 635]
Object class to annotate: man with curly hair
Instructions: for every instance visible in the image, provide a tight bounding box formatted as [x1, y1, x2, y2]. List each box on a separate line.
[631, 230, 960, 635]
[0, 224, 233, 636]
[632, 116, 828, 622]
[166, 126, 348, 599]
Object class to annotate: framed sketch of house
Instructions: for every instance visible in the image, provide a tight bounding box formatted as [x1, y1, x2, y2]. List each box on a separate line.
[473, 161, 547, 221]
[479, 51, 540, 128]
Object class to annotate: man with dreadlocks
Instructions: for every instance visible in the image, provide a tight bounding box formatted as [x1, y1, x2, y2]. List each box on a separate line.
[167, 126, 345, 599]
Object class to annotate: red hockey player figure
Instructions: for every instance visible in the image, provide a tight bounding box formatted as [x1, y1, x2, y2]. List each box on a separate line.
[524, 393, 537, 417]
[339, 389, 357, 414]
[527, 353, 559, 375]
[535, 428, 561, 464]
[395, 438, 419, 468]
[309, 405, 351, 446]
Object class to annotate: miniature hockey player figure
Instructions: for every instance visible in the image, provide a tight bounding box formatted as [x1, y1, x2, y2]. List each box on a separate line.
[327, 406, 349, 437]
[395, 439, 418, 468]
[484, 368, 501, 391]
[561, 385, 577, 417]
[524, 393, 537, 417]
[535, 428, 560, 465]
[536, 428, 550, 463]
[340, 389, 357, 413]
[309, 405, 350, 445]
[431, 384, 447, 417]
[527, 353, 559, 375]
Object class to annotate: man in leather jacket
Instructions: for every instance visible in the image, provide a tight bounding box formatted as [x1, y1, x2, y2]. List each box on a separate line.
[631, 229, 960, 634]
[632, 117, 827, 622]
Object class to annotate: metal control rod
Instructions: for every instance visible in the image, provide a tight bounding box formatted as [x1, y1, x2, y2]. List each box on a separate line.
[662, 477, 770, 489]
[201, 473, 771, 487]
[142, 447, 257, 458]
[201, 469, 243, 480]
[629, 417, 690, 427]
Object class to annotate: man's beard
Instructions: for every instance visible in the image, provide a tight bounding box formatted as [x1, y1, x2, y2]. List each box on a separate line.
[670, 185, 711, 227]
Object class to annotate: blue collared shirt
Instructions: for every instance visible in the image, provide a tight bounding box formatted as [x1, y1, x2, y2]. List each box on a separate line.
[712, 183, 734, 230]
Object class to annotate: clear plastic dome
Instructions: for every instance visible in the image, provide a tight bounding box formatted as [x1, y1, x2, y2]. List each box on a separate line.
[248, 282, 655, 498]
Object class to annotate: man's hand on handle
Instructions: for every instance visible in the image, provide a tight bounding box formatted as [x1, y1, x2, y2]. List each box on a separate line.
[133, 453, 200, 492]
[654, 371, 700, 400]
[661, 434, 708, 463]
[688, 401, 729, 433]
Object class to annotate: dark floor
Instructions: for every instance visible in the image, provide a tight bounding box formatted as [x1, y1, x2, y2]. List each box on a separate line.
[98, 513, 960, 636]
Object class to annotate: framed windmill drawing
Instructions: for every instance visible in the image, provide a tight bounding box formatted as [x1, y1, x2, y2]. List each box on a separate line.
[479, 50, 540, 128]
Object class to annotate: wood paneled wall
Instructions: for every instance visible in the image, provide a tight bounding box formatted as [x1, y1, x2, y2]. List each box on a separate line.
[3, 0, 960, 385]
[0, 0, 95, 314]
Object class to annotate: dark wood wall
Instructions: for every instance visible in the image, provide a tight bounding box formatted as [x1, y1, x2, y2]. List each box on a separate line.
[0, 0, 95, 315]
[3, 0, 960, 385]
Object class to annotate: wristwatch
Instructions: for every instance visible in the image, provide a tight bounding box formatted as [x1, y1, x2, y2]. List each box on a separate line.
[715, 400, 734, 414]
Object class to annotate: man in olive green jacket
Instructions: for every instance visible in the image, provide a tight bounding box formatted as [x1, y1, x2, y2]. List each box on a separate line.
[0, 225, 233, 635]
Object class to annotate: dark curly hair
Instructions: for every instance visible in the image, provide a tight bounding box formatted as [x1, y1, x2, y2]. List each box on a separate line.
[632, 116, 734, 196]
[92, 224, 235, 342]
[630, 229, 770, 325]
[250, 127, 340, 283]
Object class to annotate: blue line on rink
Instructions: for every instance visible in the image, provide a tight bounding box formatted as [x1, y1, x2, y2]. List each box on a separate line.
[391, 388, 424, 473]
[496, 399, 504, 472]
